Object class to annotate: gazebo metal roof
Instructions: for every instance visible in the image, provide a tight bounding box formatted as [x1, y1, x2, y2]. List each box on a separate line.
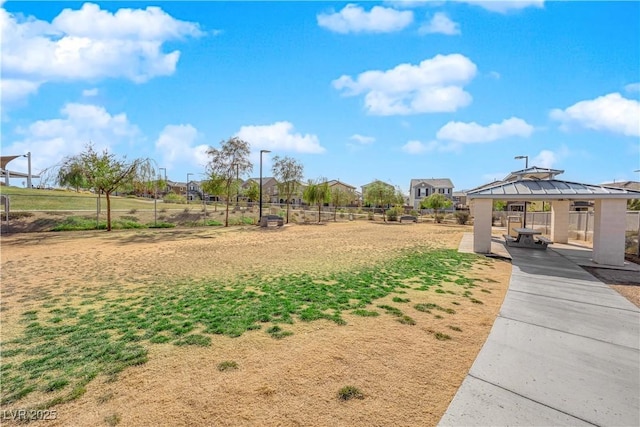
[467, 179, 640, 200]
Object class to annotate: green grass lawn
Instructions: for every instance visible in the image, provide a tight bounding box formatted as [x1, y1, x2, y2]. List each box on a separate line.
[0, 248, 486, 412]
[0, 187, 204, 211]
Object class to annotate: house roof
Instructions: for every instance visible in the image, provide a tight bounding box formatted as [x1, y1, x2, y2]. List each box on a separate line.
[410, 178, 454, 189]
[327, 179, 356, 189]
[361, 180, 394, 189]
[503, 166, 564, 182]
[467, 179, 640, 200]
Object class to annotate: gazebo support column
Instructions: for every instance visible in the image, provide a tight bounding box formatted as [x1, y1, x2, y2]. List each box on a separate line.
[473, 199, 493, 253]
[592, 199, 627, 266]
[550, 200, 570, 243]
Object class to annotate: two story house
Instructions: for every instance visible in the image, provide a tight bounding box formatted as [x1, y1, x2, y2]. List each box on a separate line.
[409, 178, 455, 210]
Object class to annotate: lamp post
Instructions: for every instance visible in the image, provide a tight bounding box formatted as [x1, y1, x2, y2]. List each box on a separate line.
[259, 150, 271, 221]
[23, 152, 32, 189]
[514, 155, 529, 169]
[515, 155, 529, 227]
[186, 173, 193, 204]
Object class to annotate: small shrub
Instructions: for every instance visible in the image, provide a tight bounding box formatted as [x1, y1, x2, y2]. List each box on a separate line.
[392, 297, 410, 303]
[205, 220, 223, 226]
[337, 385, 364, 401]
[414, 303, 437, 313]
[148, 222, 175, 229]
[386, 207, 403, 222]
[217, 361, 239, 372]
[454, 211, 470, 225]
[128, 208, 138, 214]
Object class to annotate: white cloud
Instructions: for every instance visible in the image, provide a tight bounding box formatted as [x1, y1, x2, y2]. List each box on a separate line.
[419, 12, 460, 35]
[235, 121, 325, 154]
[460, 1, 545, 13]
[532, 149, 557, 169]
[401, 140, 438, 154]
[436, 117, 534, 143]
[3, 103, 140, 175]
[82, 88, 99, 97]
[155, 124, 209, 171]
[333, 53, 476, 115]
[625, 82, 640, 93]
[0, 79, 42, 105]
[0, 3, 203, 106]
[317, 4, 413, 34]
[350, 134, 375, 144]
[550, 92, 640, 137]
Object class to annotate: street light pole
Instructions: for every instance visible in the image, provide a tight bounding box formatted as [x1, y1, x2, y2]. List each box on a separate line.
[259, 150, 271, 221]
[514, 155, 529, 169]
[186, 173, 193, 204]
[515, 155, 529, 227]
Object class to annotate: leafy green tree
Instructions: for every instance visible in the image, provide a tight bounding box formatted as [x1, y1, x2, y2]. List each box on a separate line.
[330, 187, 354, 221]
[60, 145, 146, 231]
[493, 200, 507, 211]
[272, 156, 304, 223]
[363, 181, 401, 222]
[303, 178, 330, 223]
[420, 193, 453, 223]
[201, 175, 225, 212]
[205, 137, 252, 227]
[244, 180, 260, 205]
[57, 158, 88, 192]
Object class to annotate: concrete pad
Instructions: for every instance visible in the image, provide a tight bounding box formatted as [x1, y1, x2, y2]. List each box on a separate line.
[438, 375, 592, 427]
[469, 318, 640, 427]
[507, 275, 639, 311]
[500, 291, 640, 347]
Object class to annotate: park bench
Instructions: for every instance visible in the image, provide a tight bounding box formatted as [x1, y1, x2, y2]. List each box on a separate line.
[260, 215, 284, 227]
[399, 215, 418, 223]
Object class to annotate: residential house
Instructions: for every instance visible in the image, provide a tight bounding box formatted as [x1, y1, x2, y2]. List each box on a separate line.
[361, 180, 394, 199]
[409, 178, 455, 210]
[327, 179, 358, 206]
[166, 181, 186, 196]
[452, 191, 468, 209]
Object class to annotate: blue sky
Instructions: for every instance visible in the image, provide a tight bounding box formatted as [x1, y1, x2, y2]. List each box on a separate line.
[1, 0, 639, 192]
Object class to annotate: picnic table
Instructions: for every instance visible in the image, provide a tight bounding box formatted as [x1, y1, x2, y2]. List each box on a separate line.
[504, 227, 552, 250]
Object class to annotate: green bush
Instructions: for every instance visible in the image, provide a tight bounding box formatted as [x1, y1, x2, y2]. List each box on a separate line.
[454, 211, 470, 225]
[163, 193, 186, 204]
[386, 207, 403, 222]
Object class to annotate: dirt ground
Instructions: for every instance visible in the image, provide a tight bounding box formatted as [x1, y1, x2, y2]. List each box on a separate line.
[0, 222, 512, 426]
[584, 262, 640, 308]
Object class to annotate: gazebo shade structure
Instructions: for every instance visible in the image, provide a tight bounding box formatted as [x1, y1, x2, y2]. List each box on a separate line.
[467, 177, 640, 267]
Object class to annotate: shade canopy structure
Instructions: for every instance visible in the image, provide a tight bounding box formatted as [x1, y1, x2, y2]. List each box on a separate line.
[467, 171, 640, 267]
[0, 153, 39, 186]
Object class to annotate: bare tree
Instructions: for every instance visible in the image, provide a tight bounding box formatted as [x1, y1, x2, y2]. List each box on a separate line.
[205, 137, 252, 227]
[272, 156, 304, 223]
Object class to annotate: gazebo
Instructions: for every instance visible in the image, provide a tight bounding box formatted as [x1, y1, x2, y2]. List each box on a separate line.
[467, 167, 640, 267]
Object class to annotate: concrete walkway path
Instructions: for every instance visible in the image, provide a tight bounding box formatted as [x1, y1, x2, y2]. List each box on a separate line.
[440, 234, 640, 426]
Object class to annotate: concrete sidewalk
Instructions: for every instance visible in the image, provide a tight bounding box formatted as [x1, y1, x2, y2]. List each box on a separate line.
[440, 234, 640, 426]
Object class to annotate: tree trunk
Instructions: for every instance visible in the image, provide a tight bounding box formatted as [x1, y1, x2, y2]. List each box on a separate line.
[225, 187, 230, 227]
[106, 192, 112, 231]
[318, 204, 322, 223]
[286, 200, 290, 224]
[382, 207, 386, 222]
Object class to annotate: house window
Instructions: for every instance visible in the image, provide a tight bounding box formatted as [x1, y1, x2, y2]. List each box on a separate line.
[416, 188, 420, 197]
